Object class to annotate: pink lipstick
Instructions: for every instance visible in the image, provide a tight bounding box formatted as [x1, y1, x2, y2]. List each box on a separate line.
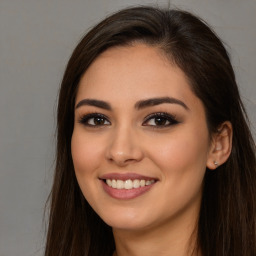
[100, 173, 157, 200]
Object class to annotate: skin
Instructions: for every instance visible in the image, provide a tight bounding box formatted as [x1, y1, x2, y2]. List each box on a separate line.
[71, 44, 232, 256]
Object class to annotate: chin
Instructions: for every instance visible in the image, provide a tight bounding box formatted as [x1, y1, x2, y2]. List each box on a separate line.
[97, 208, 150, 230]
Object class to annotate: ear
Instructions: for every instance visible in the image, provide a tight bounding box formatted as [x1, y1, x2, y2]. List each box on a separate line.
[206, 121, 233, 170]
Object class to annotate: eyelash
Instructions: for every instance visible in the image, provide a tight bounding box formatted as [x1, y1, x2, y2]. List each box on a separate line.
[78, 112, 179, 128]
[79, 113, 110, 127]
[142, 112, 179, 128]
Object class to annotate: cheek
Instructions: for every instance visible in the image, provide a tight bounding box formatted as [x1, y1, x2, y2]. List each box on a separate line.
[71, 131, 103, 178]
[148, 126, 209, 182]
[71, 131, 105, 207]
[147, 130, 209, 217]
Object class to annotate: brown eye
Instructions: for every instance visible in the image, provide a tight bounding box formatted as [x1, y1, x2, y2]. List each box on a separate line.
[153, 117, 170, 126]
[90, 117, 107, 125]
[143, 112, 178, 127]
[79, 113, 110, 126]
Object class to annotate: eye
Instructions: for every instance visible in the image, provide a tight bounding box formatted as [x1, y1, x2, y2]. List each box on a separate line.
[143, 112, 179, 127]
[79, 113, 111, 127]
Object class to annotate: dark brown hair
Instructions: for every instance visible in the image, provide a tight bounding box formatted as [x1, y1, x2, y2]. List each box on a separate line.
[44, 6, 256, 256]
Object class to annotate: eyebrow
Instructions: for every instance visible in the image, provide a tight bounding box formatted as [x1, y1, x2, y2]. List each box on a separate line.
[75, 99, 112, 110]
[75, 97, 189, 111]
[135, 97, 189, 110]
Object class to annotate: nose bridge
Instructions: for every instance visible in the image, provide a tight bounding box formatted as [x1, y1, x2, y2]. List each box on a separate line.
[106, 122, 143, 165]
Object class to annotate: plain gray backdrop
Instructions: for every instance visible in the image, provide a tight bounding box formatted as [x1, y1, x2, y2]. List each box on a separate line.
[0, 0, 255, 255]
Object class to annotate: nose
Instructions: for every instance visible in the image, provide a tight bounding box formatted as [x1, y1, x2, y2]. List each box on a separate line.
[105, 125, 144, 166]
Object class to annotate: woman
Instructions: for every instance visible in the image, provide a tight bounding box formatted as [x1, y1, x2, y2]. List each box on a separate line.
[44, 6, 256, 256]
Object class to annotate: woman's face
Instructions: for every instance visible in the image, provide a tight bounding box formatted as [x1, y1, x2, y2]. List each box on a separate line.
[72, 44, 213, 232]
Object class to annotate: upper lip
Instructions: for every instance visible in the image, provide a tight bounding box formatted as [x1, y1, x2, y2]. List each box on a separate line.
[100, 172, 158, 181]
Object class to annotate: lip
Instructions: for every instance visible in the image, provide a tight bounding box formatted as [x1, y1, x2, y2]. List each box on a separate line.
[99, 173, 158, 200]
[100, 172, 157, 181]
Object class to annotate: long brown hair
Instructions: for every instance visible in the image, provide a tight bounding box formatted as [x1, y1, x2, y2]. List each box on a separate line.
[44, 6, 256, 256]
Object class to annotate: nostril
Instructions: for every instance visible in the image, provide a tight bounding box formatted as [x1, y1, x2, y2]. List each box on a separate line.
[105, 135, 144, 165]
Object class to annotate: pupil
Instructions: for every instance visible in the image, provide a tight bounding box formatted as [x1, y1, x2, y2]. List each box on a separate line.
[155, 117, 166, 125]
[95, 117, 104, 125]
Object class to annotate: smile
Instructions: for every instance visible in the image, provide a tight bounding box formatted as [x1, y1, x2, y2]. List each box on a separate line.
[105, 179, 155, 189]
[100, 173, 158, 199]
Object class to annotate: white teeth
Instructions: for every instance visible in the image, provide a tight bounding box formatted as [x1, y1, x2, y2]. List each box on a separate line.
[105, 179, 155, 189]
[140, 180, 145, 187]
[133, 179, 140, 188]
[124, 179, 133, 189]
[116, 180, 124, 189]
[112, 179, 117, 188]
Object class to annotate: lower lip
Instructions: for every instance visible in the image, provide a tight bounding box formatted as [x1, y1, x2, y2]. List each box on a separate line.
[101, 180, 156, 200]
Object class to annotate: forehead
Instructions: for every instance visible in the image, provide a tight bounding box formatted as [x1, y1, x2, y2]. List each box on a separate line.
[76, 44, 199, 108]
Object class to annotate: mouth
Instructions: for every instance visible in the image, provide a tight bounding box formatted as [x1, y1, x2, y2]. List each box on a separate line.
[99, 173, 158, 199]
[104, 178, 156, 190]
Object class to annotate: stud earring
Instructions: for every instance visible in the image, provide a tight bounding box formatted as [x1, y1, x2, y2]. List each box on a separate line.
[214, 161, 219, 167]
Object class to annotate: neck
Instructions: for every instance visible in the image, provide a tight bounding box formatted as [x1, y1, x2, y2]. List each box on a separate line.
[112, 212, 200, 256]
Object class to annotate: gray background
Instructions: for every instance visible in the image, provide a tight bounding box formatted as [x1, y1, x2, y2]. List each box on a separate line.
[0, 0, 255, 255]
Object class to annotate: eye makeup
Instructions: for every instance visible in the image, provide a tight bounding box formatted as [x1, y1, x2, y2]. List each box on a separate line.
[78, 111, 180, 129]
[78, 113, 110, 127]
[142, 112, 179, 128]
